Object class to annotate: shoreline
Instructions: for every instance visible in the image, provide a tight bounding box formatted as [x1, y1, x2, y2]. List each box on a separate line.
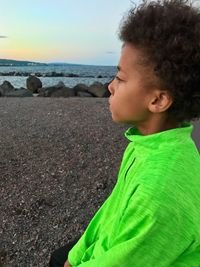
[0, 76, 112, 98]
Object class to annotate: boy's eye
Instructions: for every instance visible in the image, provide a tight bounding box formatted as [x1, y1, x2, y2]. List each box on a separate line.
[115, 76, 123, 81]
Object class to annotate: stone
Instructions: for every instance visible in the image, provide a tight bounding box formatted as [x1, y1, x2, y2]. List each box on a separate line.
[87, 82, 110, 97]
[3, 89, 33, 97]
[73, 83, 90, 96]
[0, 81, 15, 96]
[38, 83, 75, 97]
[26, 75, 42, 93]
[77, 91, 93, 97]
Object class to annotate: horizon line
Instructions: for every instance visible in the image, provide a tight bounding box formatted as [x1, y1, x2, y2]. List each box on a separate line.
[0, 58, 115, 67]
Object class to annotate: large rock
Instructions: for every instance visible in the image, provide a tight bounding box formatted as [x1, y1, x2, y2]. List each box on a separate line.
[3, 88, 33, 97]
[0, 81, 15, 96]
[73, 83, 92, 96]
[64, 73, 79, 77]
[26, 75, 42, 93]
[38, 82, 75, 97]
[50, 87, 75, 97]
[87, 82, 110, 97]
[103, 82, 111, 97]
[77, 91, 93, 97]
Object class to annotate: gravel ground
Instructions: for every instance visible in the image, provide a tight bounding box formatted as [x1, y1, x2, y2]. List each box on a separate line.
[0, 97, 129, 267]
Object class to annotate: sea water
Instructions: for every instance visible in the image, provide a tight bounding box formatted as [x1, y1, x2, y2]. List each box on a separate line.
[0, 65, 116, 89]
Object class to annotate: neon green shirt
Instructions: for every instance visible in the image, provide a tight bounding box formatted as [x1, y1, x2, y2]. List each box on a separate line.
[68, 121, 200, 267]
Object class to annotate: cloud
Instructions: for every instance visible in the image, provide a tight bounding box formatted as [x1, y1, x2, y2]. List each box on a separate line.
[106, 51, 115, 54]
[0, 35, 8, 38]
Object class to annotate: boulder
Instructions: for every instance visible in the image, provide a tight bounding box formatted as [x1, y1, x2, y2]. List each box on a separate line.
[73, 83, 90, 96]
[37, 87, 46, 96]
[55, 81, 66, 88]
[77, 91, 93, 97]
[103, 82, 111, 97]
[50, 87, 75, 97]
[0, 81, 15, 96]
[43, 72, 64, 77]
[65, 73, 79, 77]
[3, 88, 33, 97]
[38, 82, 75, 97]
[26, 75, 42, 93]
[87, 82, 110, 97]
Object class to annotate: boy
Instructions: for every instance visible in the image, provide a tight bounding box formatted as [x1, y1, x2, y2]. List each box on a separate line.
[50, 0, 200, 266]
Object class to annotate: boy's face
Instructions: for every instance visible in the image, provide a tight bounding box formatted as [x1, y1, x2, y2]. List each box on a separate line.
[108, 42, 157, 125]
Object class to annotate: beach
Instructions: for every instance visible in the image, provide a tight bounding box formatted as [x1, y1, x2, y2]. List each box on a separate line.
[0, 97, 129, 266]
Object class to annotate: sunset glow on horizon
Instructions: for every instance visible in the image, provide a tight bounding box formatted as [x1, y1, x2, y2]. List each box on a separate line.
[0, 0, 139, 65]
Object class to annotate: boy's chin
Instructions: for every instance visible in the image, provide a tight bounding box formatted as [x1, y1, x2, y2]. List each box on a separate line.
[110, 113, 136, 126]
[110, 114, 126, 124]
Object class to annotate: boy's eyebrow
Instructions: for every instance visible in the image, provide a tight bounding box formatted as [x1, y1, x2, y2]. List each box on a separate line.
[117, 65, 126, 73]
[117, 65, 121, 71]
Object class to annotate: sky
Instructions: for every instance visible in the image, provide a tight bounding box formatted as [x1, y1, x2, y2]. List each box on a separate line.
[0, 0, 142, 66]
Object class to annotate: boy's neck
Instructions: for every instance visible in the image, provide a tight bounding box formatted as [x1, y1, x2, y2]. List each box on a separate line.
[134, 116, 181, 136]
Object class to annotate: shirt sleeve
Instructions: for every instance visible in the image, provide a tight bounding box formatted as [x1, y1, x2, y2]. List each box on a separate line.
[68, 146, 130, 265]
[67, 174, 123, 266]
[69, 183, 191, 267]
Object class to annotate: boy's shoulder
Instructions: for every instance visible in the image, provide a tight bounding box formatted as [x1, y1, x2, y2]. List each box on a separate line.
[126, 141, 200, 203]
[121, 132, 200, 214]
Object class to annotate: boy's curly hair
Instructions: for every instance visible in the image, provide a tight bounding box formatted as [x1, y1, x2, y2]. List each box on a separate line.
[118, 0, 200, 123]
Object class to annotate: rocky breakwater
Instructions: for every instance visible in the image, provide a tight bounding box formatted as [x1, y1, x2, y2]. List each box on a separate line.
[0, 71, 108, 78]
[0, 75, 111, 98]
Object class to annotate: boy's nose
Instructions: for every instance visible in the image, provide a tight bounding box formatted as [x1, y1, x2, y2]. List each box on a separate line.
[108, 79, 115, 95]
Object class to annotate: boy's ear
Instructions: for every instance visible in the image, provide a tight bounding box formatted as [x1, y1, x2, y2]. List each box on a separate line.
[148, 90, 173, 113]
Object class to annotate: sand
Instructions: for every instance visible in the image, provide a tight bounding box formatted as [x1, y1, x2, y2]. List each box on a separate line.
[0, 97, 129, 266]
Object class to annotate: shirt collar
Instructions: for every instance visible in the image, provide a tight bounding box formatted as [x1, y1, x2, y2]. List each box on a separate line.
[124, 121, 193, 150]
